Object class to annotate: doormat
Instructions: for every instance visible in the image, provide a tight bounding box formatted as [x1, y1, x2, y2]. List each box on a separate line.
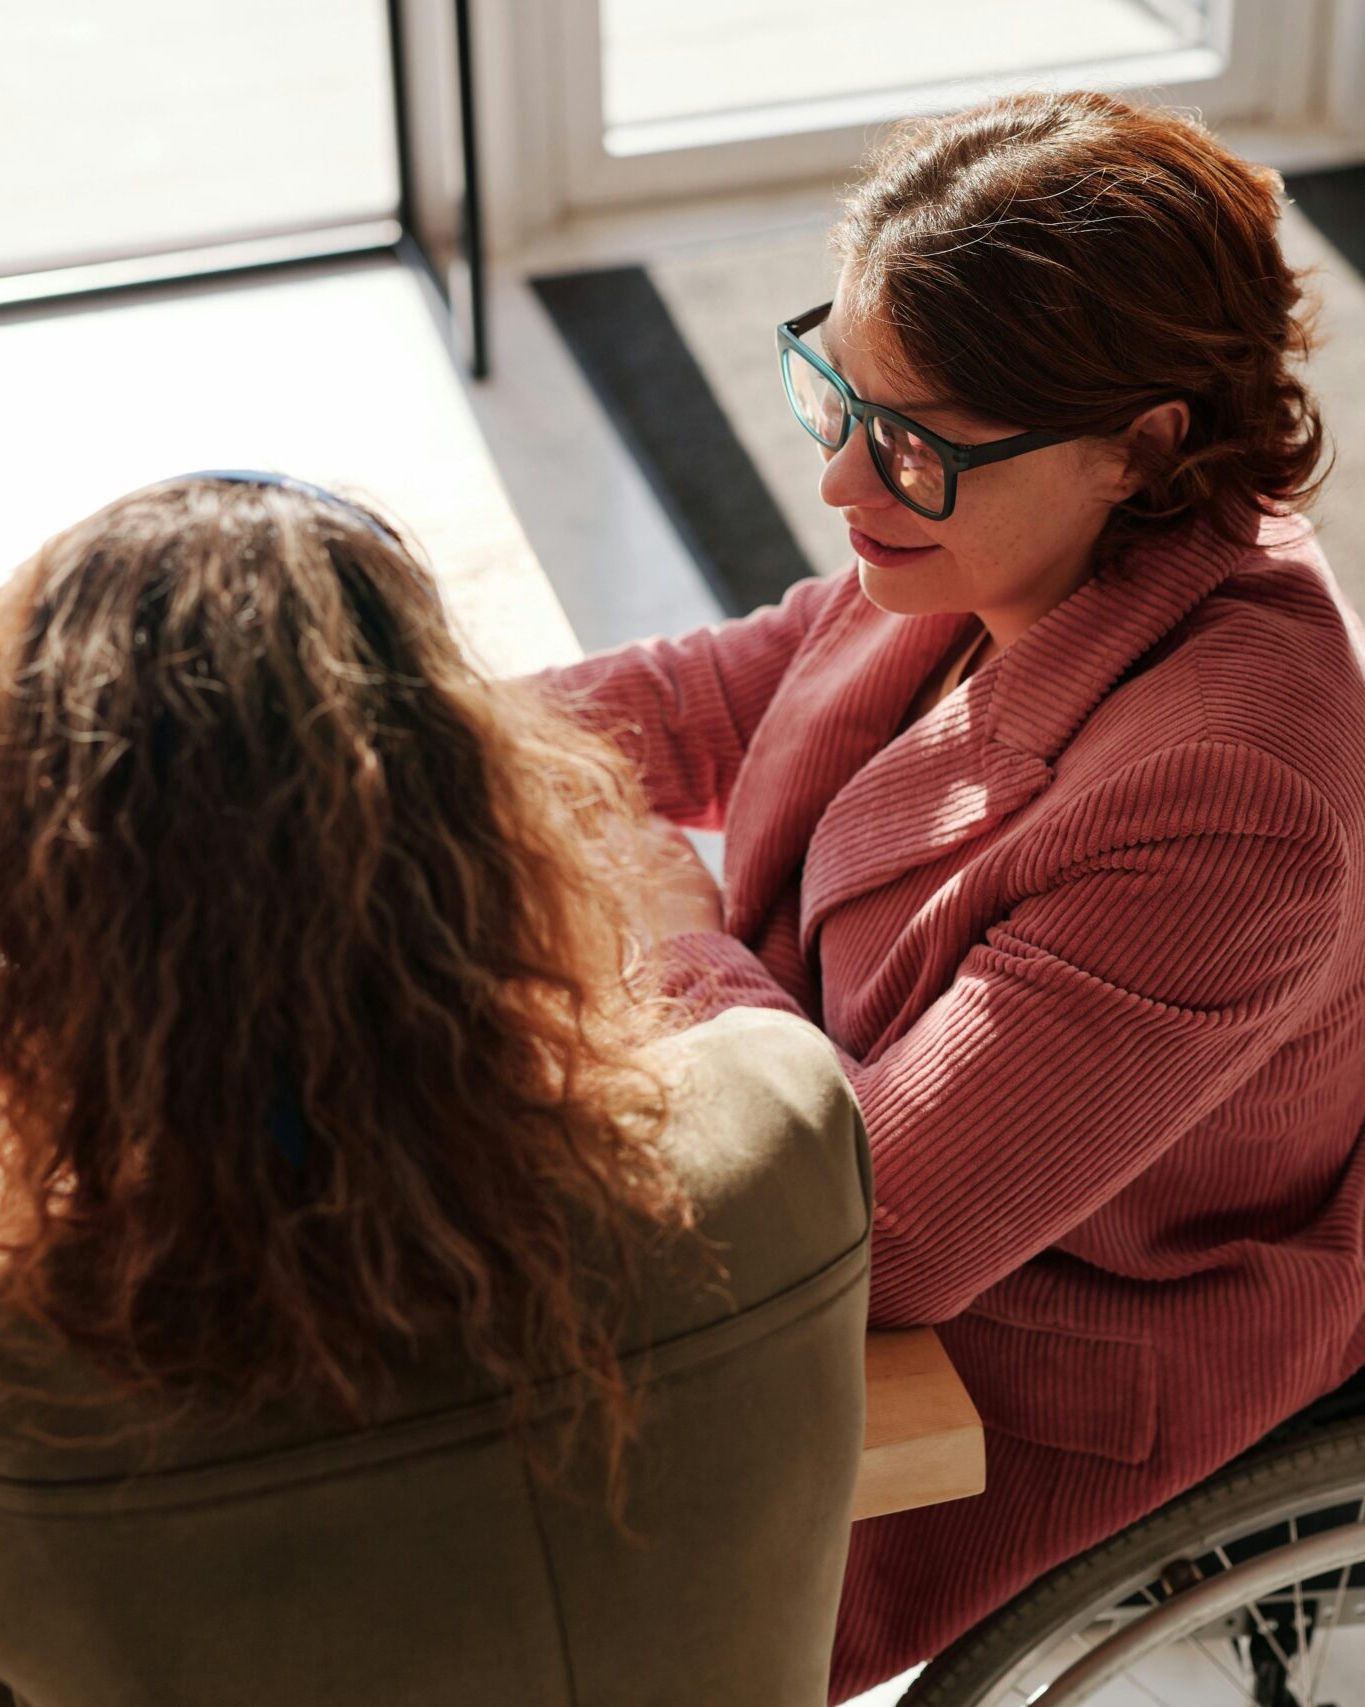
[530, 264, 818, 616]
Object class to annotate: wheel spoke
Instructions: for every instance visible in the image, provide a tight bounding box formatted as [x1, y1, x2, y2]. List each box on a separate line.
[1215, 1547, 1298, 1678]
[1287, 1516, 1311, 1704]
[1302, 1562, 1348, 1707]
[1106, 1666, 1185, 1707]
[1190, 1631, 1263, 1707]
[1239, 1580, 1316, 1680]
[1302, 1498, 1363, 1707]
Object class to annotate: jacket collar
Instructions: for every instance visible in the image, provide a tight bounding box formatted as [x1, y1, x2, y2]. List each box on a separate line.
[987, 515, 1251, 759]
[726, 516, 1252, 948]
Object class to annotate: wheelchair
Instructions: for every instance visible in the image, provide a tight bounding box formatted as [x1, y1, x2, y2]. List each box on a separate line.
[900, 1362, 1365, 1707]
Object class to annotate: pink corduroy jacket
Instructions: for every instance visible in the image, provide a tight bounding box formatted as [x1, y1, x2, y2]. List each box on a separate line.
[542, 511, 1365, 1700]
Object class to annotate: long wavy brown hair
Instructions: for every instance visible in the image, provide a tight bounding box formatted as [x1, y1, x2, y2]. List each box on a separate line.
[836, 90, 1329, 560]
[0, 476, 690, 1492]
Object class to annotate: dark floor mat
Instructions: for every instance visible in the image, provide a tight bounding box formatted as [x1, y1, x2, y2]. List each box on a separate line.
[1284, 164, 1365, 277]
[530, 266, 814, 616]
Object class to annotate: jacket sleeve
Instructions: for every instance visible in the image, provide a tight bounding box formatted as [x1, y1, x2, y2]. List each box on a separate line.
[659, 753, 1348, 1323]
[530, 573, 840, 829]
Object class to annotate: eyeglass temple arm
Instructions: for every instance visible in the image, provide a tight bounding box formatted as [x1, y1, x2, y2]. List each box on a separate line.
[783, 302, 834, 339]
[953, 427, 1074, 470]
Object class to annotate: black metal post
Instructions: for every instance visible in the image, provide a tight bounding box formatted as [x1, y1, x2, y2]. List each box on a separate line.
[453, 0, 489, 378]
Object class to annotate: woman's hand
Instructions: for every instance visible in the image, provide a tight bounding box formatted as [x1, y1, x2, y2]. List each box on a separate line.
[638, 814, 724, 937]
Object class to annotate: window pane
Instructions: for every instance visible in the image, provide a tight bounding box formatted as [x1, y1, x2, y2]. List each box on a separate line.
[602, 0, 1212, 131]
[1, 0, 400, 275]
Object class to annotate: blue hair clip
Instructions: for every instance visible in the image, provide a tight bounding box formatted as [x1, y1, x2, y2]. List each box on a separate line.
[172, 468, 448, 621]
[267, 1074, 309, 1173]
[177, 469, 402, 548]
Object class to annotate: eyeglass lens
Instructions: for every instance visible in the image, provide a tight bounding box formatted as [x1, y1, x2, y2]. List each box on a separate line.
[869, 416, 946, 515]
[783, 347, 845, 447]
[784, 344, 946, 515]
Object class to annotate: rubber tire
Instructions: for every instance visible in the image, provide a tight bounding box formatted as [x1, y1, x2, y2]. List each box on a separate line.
[900, 1414, 1365, 1707]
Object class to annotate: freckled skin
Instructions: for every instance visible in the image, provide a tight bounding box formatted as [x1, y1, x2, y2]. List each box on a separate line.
[816, 263, 1183, 657]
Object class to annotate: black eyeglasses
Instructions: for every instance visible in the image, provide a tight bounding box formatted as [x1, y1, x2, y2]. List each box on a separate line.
[777, 302, 1081, 521]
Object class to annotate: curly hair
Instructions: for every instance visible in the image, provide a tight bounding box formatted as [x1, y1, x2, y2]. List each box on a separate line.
[834, 89, 1329, 560]
[0, 476, 691, 1498]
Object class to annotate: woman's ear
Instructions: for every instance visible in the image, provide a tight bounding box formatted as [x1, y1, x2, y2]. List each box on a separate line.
[1108, 400, 1192, 500]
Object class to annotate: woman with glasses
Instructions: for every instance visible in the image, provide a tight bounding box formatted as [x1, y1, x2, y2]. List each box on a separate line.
[0, 474, 872, 1706]
[538, 90, 1365, 1701]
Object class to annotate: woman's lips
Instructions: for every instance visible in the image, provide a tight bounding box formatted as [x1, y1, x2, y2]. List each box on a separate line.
[849, 525, 940, 568]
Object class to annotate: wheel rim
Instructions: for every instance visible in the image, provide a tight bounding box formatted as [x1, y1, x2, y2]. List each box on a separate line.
[939, 1475, 1365, 1707]
[1036, 1520, 1365, 1706]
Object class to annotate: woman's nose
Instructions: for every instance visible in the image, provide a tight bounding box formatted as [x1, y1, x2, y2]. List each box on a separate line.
[818, 425, 895, 511]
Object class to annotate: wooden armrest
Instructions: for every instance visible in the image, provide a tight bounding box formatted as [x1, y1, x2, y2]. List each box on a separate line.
[852, 1328, 985, 1521]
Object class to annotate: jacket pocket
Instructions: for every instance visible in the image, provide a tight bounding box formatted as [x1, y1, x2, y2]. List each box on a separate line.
[941, 1310, 1159, 1465]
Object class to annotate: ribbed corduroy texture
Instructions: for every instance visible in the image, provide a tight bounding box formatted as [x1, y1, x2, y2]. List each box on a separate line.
[542, 512, 1365, 1701]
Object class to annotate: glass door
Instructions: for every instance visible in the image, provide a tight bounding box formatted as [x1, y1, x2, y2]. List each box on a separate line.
[1, 0, 400, 282]
[547, 0, 1292, 209]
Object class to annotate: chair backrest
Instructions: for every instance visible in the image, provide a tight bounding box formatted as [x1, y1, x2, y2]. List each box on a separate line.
[0, 1010, 872, 1707]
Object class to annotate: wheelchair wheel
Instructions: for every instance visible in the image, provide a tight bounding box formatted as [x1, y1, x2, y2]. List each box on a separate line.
[900, 1413, 1365, 1707]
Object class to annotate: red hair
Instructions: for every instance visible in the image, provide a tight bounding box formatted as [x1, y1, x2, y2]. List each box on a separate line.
[836, 90, 1328, 558]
